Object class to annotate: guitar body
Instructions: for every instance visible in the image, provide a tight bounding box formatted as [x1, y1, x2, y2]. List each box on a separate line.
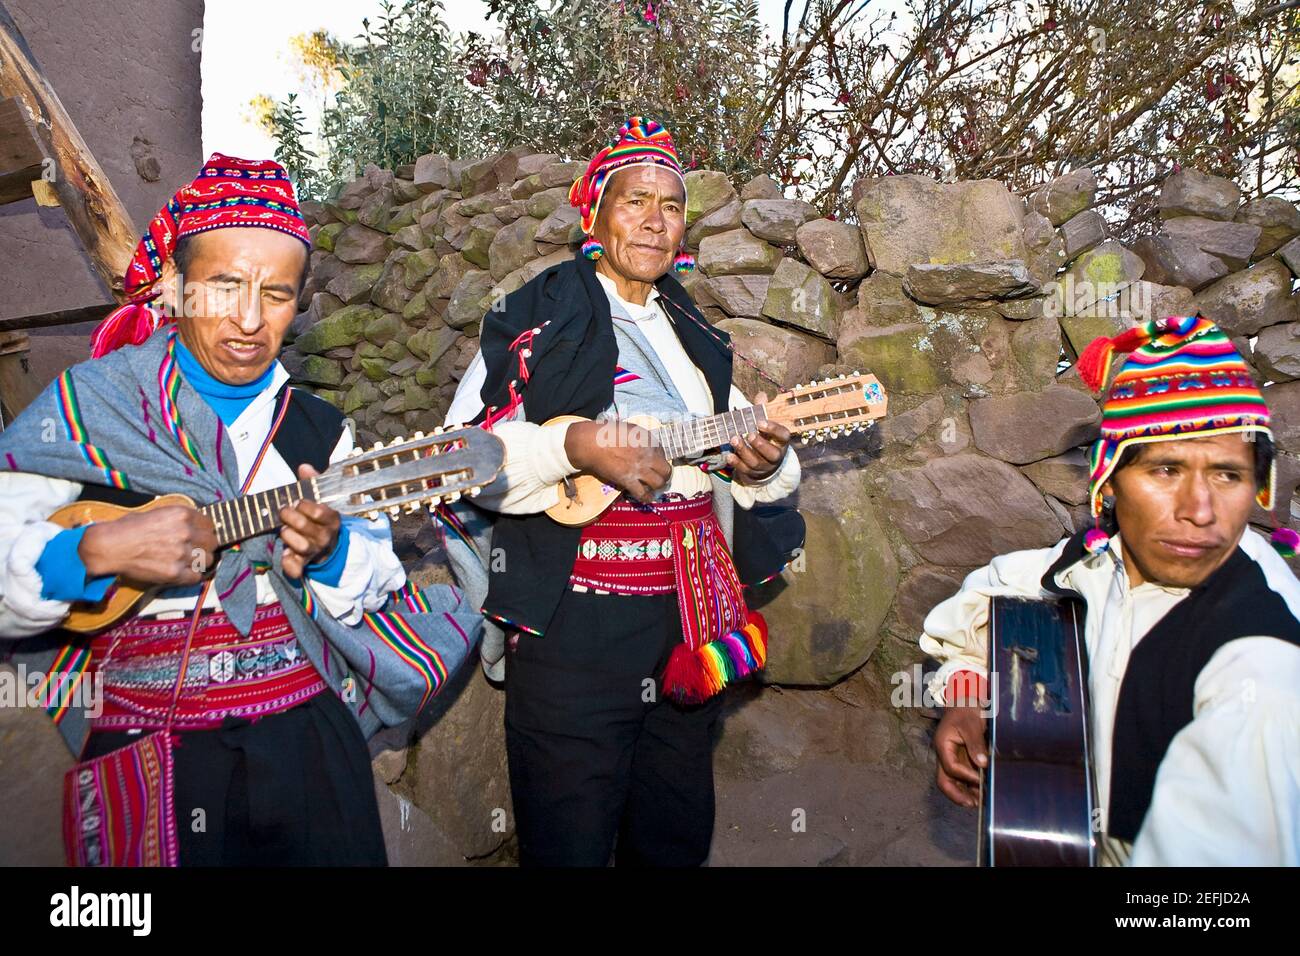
[543, 414, 660, 527]
[978, 595, 1097, 867]
[48, 493, 195, 634]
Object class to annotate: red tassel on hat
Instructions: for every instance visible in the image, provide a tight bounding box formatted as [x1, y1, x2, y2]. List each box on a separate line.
[89, 299, 166, 358]
[1076, 324, 1154, 393]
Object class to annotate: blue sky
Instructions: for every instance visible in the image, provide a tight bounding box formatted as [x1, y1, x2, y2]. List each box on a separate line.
[201, 0, 795, 159]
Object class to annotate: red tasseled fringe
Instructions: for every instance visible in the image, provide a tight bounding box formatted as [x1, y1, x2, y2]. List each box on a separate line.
[90, 301, 165, 358]
[1076, 324, 1152, 393]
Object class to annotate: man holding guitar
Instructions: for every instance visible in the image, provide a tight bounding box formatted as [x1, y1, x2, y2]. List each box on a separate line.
[0, 155, 481, 866]
[922, 316, 1300, 865]
[441, 118, 803, 866]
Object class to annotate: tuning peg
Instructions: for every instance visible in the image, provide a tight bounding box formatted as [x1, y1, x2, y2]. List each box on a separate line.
[413, 430, 425, 440]
[372, 440, 384, 451]
[433, 425, 444, 435]
[469, 486, 482, 497]
[838, 373, 846, 380]
[348, 448, 361, 458]
[427, 495, 442, 507]
[446, 491, 461, 503]
[853, 370, 860, 375]
[389, 436, 405, 447]
[405, 501, 422, 514]
[387, 505, 401, 517]
[800, 434, 810, 445]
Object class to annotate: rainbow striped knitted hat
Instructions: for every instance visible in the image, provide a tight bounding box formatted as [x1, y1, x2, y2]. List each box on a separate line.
[568, 117, 686, 234]
[1076, 315, 1276, 550]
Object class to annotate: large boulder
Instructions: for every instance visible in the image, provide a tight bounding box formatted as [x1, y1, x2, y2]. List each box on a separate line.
[740, 173, 783, 200]
[854, 175, 1026, 276]
[1131, 233, 1228, 291]
[881, 454, 1065, 566]
[535, 206, 580, 246]
[326, 261, 384, 305]
[523, 186, 571, 220]
[413, 152, 454, 191]
[715, 317, 835, 394]
[1050, 240, 1145, 318]
[698, 229, 783, 275]
[1059, 209, 1108, 261]
[701, 275, 771, 318]
[1019, 448, 1090, 505]
[487, 217, 542, 280]
[740, 198, 818, 245]
[426, 253, 476, 301]
[795, 219, 870, 280]
[684, 170, 738, 225]
[1161, 216, 1262, 270]
[294, 304, 383, 354]
[1279, 236, 1300, 278]
[1158, 169, 1242, 221]
[1253, 322, 1300, 382]
[1236, 197, 1300, 259]
[445, 270, 496, 330]
[1195, 258, 1300, 336]
[1028, 168, 1097, 226]
[404, 667, 514, 864]
[460, 214, 504, 269]
[968, 385, 1101, 464]
[687, 199, 743, 247]
[334, 224, 390, 264]
[761, 258, 841, 340]
[758, 491, 899, 686]
[904, 261, 1037, 307]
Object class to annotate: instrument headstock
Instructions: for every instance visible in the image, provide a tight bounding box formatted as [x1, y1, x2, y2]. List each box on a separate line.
[317, 424, 504, 520]
[765, 372, 889, 444]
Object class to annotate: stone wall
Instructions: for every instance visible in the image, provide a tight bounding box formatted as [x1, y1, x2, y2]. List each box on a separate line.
[284, 152, 1300, 862]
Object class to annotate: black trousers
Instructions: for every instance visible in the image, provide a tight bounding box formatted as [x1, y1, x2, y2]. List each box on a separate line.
[504, 588, 724, 867]
[83, 690, 387, 866]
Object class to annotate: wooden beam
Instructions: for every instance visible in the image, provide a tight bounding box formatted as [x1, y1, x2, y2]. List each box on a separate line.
[0, 94, 42, 205]
[0, 2, 137, 299]
[0, 301, 111, 334]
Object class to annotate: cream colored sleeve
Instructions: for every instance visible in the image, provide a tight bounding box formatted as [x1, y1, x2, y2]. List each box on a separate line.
[918, 540, 1068, 703]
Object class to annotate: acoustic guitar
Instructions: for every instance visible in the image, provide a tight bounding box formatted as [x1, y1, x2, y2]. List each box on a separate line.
[544, 372, 888, 527]
[977, 595, 1097, 866]
[49, 425, 505, 633]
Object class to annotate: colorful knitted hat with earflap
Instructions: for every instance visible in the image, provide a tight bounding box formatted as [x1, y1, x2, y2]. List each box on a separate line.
[89, 153, 312, 358]
[568, 116, 687, 236]
[1075, 314, 1292, 555]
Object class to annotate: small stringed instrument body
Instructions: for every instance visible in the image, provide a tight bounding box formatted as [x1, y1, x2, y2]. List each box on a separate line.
[50, 426, 504, 633]
[50, 494, 197, 634]
[544, 372, 888, 527]
[978, 595, 1097, 867]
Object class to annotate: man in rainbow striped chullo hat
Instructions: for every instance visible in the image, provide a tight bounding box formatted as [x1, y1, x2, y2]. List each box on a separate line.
[440, 116, 801, 866]
[920, 314, 1300, 865]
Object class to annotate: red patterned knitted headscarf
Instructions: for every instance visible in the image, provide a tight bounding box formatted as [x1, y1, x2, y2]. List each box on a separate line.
[89, 153, 312, 358]
[1075, 314, 1287, 555]
[568, 116, 687, 235]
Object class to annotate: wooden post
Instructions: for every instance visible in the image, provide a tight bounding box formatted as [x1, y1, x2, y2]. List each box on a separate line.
[0, 1, 137, 299]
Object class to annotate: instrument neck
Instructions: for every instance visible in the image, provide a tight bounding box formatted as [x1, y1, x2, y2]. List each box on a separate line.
[653, 404, 768, 462]
[200, 477, 319, 548]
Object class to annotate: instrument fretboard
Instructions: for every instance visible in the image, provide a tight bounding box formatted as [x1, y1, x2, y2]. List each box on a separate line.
[654, 404, 768, 461]
[200, 478, 318, 548]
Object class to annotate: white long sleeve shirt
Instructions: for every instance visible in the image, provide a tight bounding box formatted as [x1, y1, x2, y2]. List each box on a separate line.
[445, 271, 801, 513]
[0, 362, 406, 636]
[920, 529, 1300, 866]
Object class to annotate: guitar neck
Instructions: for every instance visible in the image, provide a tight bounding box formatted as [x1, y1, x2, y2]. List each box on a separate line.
[200, 478, 319, 548]
[653, 404, 768, 462]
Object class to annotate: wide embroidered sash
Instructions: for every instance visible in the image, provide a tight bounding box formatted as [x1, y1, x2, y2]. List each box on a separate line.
[569, 494, 767, 703]
[88, 602, 325, 732]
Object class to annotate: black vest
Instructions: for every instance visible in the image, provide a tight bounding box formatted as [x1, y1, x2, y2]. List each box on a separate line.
[1042, 531, 1300, 842]
[473, 254, 734, 635]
